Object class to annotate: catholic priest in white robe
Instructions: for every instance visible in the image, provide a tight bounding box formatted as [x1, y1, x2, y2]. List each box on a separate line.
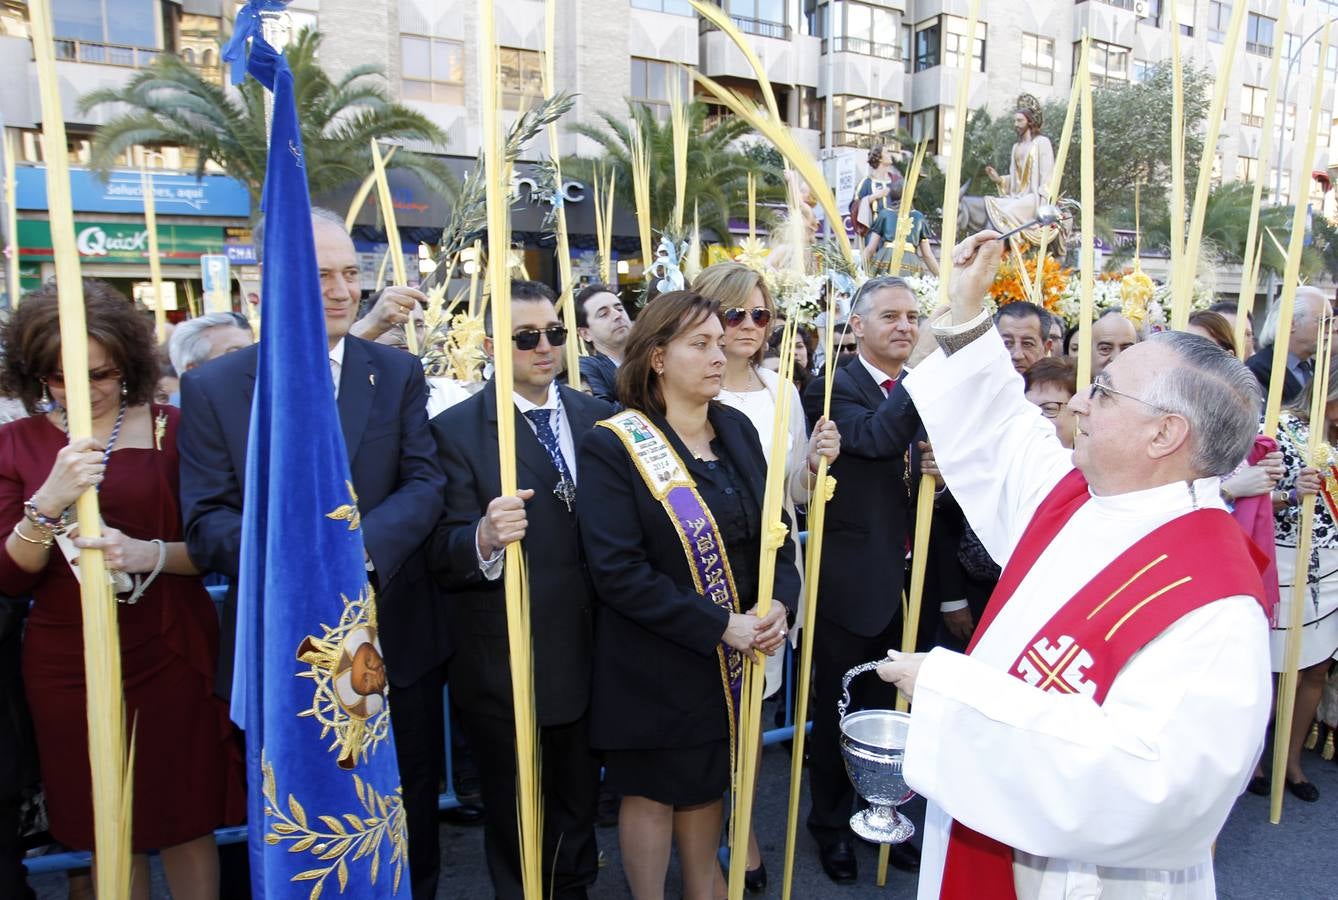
[879, 230, 1274, 900]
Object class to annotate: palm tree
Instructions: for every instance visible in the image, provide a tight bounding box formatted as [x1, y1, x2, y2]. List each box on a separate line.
[1142, 181, 1317, 278]
[78, 28, 453, 212]
[563, 101, 778, 246]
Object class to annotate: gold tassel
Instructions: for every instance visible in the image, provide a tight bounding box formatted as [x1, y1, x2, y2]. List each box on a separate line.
[1305, 721, 1319, 752]
[1322, 729, 1335, 761]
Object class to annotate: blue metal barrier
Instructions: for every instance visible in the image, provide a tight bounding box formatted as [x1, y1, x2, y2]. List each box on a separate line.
[26, 575, 812, 874]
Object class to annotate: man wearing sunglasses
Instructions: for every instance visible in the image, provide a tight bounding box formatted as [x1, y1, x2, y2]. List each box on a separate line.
[878, 230, 1273, 900]
[178, 208, 448, 899]
[427, 280, 610, 900]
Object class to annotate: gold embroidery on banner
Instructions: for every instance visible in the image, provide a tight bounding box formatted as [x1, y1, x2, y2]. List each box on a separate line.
[1103, 576, 1193, 642]
[261, 755, 407, 899]
[295, 585, 392, 769]
[1085, 554, 1169, 621]
[326, 481, 362, 532]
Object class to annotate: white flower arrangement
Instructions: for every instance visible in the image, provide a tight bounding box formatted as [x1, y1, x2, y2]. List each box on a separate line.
[766, 268, 827, 324]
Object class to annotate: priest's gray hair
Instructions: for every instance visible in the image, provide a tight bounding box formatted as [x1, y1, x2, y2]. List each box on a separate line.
[1140, 331, 1262, 478]
[850, 276, 913, 319]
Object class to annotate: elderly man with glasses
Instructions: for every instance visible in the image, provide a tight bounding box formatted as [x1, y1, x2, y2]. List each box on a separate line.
[877, 230, 1273, 900]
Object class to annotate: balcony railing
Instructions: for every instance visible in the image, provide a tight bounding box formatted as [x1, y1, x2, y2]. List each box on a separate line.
[1246, 41, 1273, 57]
[699, 12, 791, 41]
[1241, 113, 1265, 128]
[823, 36, 901, 60]
[52, 38, 161, 68]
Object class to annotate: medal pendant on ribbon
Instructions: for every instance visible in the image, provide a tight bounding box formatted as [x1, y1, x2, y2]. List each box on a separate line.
[554, 477, 576, 513]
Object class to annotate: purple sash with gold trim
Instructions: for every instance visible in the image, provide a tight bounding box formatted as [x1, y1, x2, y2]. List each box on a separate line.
[599, 409, 745, 767]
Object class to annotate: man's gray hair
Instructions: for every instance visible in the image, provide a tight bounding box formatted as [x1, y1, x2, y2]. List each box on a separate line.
[168, 312, 253, 373]
[850, 276, 913, 319]
[1256, 286, 1326, 349]
[252, 206, 347, 264]
[1141, 331, 1262, 478]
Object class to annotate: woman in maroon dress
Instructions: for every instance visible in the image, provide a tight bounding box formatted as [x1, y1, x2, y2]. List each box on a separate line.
[0, 281, 242, 899]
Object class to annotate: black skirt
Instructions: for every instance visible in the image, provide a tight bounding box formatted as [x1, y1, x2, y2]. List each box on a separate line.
[603, 738, 730, 807]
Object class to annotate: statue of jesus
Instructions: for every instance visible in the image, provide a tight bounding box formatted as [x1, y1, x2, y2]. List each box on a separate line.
[983, 94, 1055, 248]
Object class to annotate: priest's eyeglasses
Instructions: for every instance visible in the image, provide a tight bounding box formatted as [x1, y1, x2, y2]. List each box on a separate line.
[512, 326, 568, 350]
[1087, 372, 1170, 413]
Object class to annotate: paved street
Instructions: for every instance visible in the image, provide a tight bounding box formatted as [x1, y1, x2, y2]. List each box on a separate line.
[32, 731, 1337, 898]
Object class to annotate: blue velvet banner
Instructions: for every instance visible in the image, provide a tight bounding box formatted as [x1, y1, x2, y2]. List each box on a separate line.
[228, 12, 406, 898]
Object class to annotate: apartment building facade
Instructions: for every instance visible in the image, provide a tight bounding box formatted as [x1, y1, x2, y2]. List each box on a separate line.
[1, 0, 1336, 299]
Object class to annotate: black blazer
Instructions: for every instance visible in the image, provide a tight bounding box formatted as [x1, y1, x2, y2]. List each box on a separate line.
[178, 337, 447, 693]
[577, 403, 801, 751]
[803, 360, 924, 638]
[428, 382, 613, 727]
[577, 353, 620, 404]
[1245, 345, 1304, 406]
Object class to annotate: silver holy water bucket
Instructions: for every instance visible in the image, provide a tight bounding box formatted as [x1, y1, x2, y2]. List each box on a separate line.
[838, 660, 916, 844]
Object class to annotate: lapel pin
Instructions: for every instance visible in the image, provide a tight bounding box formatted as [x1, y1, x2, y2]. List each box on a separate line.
[369, 372, 376, 386]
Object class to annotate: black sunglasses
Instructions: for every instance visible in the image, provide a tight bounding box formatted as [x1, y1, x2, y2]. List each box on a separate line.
[512, 326, 568, 351]
[722, 307, 773, 329]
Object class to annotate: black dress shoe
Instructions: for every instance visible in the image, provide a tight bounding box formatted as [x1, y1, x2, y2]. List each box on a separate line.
[1286, 778, 1320, 803]
[744, 860, 767, 894]
[440, 802, 486, 826]
[819, 840, 858, 884]
[885, 841, 921, 873]
[1246, 775, 1269, 796]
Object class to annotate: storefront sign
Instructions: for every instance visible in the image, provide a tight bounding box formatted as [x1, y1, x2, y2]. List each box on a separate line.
[18, 220, 226, 265]
[16, 166, 251, 217]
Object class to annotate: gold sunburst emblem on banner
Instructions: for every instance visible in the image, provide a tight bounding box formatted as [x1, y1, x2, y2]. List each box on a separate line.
[295, 584, 392, 770]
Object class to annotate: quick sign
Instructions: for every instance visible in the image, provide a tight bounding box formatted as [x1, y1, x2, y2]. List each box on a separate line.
[15, 166, 251, 217]
[18, 220, 225, 265]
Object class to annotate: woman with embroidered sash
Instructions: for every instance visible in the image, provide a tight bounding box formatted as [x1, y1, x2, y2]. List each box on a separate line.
[1256, 371, 1337, 802]
[693, 262, 841, 891]
[577, 291, 798, 900]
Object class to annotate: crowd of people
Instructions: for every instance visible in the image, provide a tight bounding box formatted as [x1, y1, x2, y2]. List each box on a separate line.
[0, 206, 1335, 900]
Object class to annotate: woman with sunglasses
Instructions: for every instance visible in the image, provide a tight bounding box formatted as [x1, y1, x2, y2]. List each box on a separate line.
[577, 291, 797, 900]
[0, 281, 242, 900]
[690, 262, 840, 890]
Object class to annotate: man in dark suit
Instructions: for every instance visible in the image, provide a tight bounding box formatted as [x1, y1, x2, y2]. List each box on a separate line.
[178, 209, 448, 900]
[801, 276, 945, 885]
[429, 281, 608, 900]
[1245, 286, 1327, 405]
[574, 283, 629, 403]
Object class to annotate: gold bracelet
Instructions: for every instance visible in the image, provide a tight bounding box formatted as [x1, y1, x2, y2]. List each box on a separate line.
[11, 520, 54, 548]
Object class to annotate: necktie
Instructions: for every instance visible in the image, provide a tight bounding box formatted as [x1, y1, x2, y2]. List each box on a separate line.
[330, 357, 341, 399]
[524, 408, 574, 484]
[881, 378, 894, 396]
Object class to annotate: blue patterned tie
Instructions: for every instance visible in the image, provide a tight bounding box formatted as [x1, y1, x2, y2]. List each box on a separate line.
[523, 408, 574, 483]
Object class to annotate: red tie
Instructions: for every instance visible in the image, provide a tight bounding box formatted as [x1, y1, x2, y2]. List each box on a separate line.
[881, 378, 894, 395]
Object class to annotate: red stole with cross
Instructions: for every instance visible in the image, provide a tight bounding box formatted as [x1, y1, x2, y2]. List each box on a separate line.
[938, 470, 1269, 900]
